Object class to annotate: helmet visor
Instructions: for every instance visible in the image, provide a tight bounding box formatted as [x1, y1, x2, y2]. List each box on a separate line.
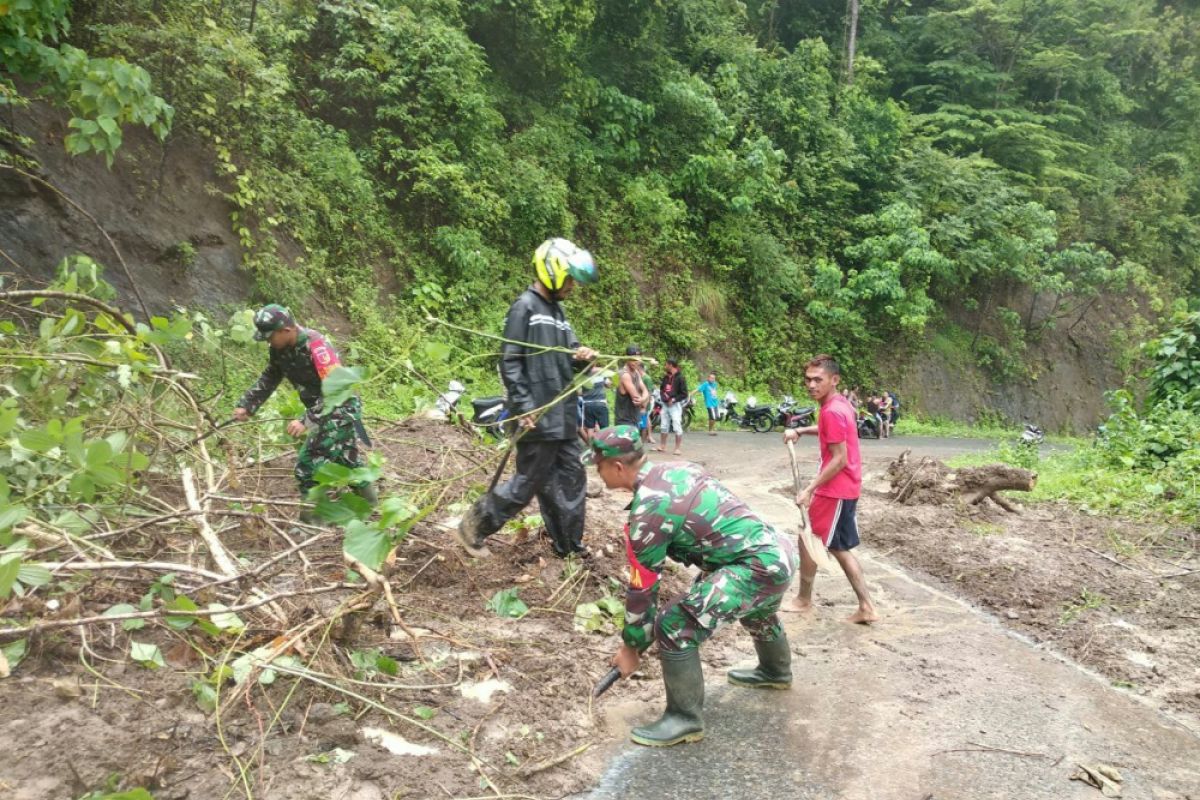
[566, 249, 598, 285]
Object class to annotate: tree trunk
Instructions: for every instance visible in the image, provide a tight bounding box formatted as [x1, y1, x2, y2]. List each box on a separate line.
[846, 0, 860, 84]
[889, 453, 1037, 512]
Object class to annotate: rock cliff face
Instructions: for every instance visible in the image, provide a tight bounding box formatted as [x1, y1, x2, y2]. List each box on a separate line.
[895, 298, 1131, 434]
[3, 102, 1126, 433]
[1, 103, 251, 317]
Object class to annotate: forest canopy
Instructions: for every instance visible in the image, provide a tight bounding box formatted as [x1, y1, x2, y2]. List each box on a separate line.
[3, 0, 1198, 388]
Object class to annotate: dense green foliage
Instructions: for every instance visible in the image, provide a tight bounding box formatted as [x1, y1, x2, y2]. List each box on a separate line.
[4, 0, 1199, 396]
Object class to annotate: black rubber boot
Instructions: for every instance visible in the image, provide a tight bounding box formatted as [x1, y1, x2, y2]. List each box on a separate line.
[353, 481, 379, 506]
[727, 634, 792, 689]
[630, 648, 705, 747]
[455, 501, 491, 558]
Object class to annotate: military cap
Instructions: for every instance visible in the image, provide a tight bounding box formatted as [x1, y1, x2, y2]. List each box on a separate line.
[585, 425, 644, 465]
[253, 304, 295, 340]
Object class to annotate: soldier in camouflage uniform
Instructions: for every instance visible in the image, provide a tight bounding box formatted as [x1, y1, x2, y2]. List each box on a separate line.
[587, 425, 797, 747]
[234, 305, 375, 518]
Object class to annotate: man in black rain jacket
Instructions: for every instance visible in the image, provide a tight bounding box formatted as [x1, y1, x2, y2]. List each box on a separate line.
[457, 238, 599, 558]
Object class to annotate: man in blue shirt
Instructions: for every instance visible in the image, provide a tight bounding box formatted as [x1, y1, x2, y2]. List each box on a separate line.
[693, 372, 720, 436]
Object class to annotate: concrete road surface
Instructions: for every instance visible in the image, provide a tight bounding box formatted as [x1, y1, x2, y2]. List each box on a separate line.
[578, 434, 1200, 800]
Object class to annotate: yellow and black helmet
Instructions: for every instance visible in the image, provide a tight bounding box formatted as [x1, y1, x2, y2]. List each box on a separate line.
[533, 238, 598, 292]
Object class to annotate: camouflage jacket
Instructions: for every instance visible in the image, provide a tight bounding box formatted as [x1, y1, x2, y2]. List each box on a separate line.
[237, 328, 350, 422]
[622, 460, 787, 651]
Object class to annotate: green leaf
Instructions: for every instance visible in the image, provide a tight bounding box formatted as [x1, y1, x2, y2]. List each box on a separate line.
[86, 439, 113, 468]
[1, 638, 27, 676]
[486, 587, 529, 619]
[69, 473, 97, 502]
[206, 603, 245, 633]
[312, 491, 371, 524]
[191, 679, 218, 713]
[314, 462, 353, 486]
[0, 504, 29, 533]
[422, 340, 451, 362]
[87, 464, 123, 486]
[343, 520, 390, 571]
[323, 366, 366, 409]
[165, 595, 199, 630]
[17, 429, 59, 453]
[130, 641, 165, 669]
[103, 602, 146, 631]
[413, 706, 438, 720]
[16, 563, 51, 588]
[90, 789, 154, 800]
[0, 555, 20, 598]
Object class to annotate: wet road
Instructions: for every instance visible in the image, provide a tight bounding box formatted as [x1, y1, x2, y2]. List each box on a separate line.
[576, 433, 1200, 800]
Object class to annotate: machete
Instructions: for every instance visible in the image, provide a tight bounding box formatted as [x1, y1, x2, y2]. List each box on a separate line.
[592, 667, 621, 698]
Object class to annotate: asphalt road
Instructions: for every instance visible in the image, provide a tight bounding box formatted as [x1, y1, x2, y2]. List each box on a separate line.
[576, 434, 1200, 800]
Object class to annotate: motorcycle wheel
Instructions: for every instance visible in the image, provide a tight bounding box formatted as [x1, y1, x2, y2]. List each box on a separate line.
[753, 414, 773, 433]
[682, 407, 695, 432]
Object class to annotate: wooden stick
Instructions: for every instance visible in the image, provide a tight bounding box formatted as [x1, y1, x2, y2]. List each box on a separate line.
[181, 467, 240, 578]
[0, 583, 358, 640]
[39, 559, 226, 582]
[520, 741, 593, 777]
[787, 440, 833, 572]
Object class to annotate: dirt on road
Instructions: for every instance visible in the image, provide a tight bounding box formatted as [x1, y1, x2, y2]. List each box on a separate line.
[2, 428, 1198, 800]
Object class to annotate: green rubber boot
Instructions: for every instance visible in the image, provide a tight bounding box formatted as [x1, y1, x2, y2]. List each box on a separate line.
[727, 634, 793, 689]
[630, 648, 705, 747]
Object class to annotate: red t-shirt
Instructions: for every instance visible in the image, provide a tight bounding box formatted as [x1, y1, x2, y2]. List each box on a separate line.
[815, 393, 861, 500]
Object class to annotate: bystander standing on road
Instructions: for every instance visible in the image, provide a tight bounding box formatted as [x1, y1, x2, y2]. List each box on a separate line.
[614, 346, 649, 429]
[878, 392, 893, 438]
[578, 363, 610, 441]
[693, 372, 721, 436]
[655, 359, 688, 455]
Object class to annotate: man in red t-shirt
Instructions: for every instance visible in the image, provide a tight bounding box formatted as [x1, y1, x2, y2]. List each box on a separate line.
[782, 354, 879, 624]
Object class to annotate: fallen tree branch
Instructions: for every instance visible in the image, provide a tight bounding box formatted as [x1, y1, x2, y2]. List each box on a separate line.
[0, 582, 358, 641]
[39, 559, 226, 582]
[520, 742, 593, 777]
[181, 466, 241, 578]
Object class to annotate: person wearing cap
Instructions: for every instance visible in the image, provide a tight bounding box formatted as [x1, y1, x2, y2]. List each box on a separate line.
[613, 346, 648, 429]
[234, 305, 375, 515]
[457, 238, 599, 558]
[588, 425, 797, 747]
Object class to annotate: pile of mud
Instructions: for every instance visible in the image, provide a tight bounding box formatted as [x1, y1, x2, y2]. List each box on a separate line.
[0, 418, 707, 800]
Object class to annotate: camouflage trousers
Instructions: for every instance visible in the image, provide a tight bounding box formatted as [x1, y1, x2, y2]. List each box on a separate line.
[655, 534, 797, 653]
[295, 399, 364, 495]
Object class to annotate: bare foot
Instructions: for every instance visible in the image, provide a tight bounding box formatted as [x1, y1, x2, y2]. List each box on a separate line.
[846, 607, 880, 625]
[652, 446, 665, 452]
[673, 449, 683, 455]
[782, 596, 814, 614]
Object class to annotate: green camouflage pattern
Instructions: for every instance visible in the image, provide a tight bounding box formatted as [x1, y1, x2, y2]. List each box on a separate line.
[587, 425, 643, 462]
[296, 396, 363, 493]
[238, 328, 343, 417]
[252, 304, 294, 340]
[622, 461, 797, 653]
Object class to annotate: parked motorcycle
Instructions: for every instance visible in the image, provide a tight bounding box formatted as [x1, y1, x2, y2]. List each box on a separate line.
[1021, 423, 1045, 445]
[775, 395, 816, 429]
[857, 408, 881, 439]
[725, 392, 774, 433]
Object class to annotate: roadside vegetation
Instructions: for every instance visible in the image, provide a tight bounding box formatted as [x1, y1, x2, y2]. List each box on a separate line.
[5, 0, 1200, 397]
[948, 311, 1200, 526]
